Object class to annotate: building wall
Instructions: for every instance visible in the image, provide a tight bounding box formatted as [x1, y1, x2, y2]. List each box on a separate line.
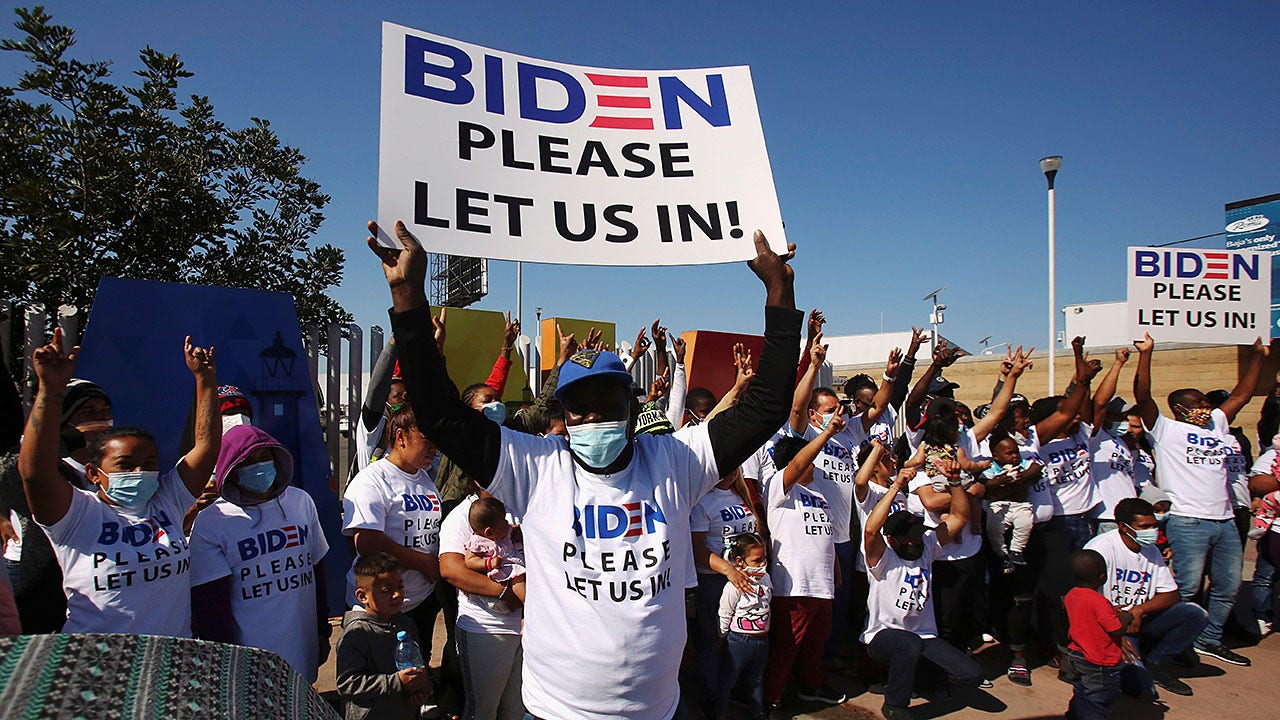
[836, 343, 1280, 448]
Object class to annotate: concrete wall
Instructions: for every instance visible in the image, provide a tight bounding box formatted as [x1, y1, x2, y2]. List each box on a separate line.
[836, 343, 1280, 447]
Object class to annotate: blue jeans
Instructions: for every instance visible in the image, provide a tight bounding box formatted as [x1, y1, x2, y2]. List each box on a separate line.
[1165, 515, 1242, 645]
[1251, 530, 1280, 623]
[866, 629, 983, 709]
[1052, 512, 1096, 552]
[1139, 601, 1209, 665]
[1065, 650, 1120, 720]
[716, 631, 768, 717]
[826, 540, 856, 659]
[695, 573, 728, 700]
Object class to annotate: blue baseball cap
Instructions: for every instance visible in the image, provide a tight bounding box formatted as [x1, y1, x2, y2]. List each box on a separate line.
[554, 350, 635, 401]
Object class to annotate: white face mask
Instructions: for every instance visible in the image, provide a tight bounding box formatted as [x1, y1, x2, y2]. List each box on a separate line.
[222, 413, 253, 435]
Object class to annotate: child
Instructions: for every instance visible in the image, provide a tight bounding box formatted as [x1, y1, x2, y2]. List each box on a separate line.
[1250, 435, 1280, 540]
[1064, 549, 1134, 720]
[909, 398, 988, 492]
[981, 435, 1041, 572]
[715, 533, 773, 720]
[463, 496, 526, 611]
[336, 552, 433, 720]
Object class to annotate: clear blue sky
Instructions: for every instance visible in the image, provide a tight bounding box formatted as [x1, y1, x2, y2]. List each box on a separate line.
[6, 2, 1279, 353]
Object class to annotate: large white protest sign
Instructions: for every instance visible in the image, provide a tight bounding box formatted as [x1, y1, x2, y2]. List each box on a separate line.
[1126, 246, 1271, 344]
[377, 22, 787, 265]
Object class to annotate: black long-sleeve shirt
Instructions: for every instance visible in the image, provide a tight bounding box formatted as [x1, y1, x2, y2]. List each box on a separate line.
[390, 303, 801, 483]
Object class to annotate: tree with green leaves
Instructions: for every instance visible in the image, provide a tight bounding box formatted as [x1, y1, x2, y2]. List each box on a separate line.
[0, 6, 350, 334]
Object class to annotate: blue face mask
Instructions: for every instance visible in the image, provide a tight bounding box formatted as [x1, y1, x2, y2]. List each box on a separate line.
[1154, 513, 1168, 523]
[103, 470, 160, 509]
[1110, 422, 1128, 437]
[237, 460, 277, 494]
[482, 401, 507, 424]
[1126, 523, 1159, 546]
[567, 420, 630, 469]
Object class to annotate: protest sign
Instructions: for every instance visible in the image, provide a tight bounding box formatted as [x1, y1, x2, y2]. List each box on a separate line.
[1126, 246, 1271, 344]
[1225, 192, 1280, 332]
[377, 22, 787, 265]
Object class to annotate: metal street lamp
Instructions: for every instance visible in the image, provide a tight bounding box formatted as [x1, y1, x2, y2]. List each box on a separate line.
[1040, 155, 1062, 395]
[922, 287, 946, 353]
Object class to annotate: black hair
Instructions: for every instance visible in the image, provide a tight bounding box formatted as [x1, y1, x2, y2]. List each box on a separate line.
[844, 374, 877, 397]
[1114, 497, 1155, 525]
[385, 406, 421, 449]
[893, 434, 912, 466]
[353, 551, 400, 579]
[685, 387, 717, 414]
[922, 397, 959, 446]
[1029, 396, 1063, 426]
[725, 532, 767, 562]
[469, 497, 507, 532]
[462, 382, 496, 408]
[771, 436, 808, 470]
[1167, 388, 1201, 409]
[856, 441, 878, 467]
[86, 426, 157, 466]
[1070, 549, 1107, 586]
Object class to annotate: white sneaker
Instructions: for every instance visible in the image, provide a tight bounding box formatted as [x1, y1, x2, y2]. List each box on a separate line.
[982, 633, 996, 644]
[1258, 619, 1273, 637]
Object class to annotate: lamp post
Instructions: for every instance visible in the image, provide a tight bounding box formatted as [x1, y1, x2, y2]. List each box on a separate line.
[1040, 155, 1062, 395]
[923, 287, 946, 353]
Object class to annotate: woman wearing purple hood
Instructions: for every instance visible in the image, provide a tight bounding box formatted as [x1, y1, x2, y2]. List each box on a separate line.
[189, 424, 331, 682]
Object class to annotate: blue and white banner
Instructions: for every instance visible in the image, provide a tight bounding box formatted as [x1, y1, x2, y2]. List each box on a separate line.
[377, 22, 786, 266]
[1127, 247, 1271, 344]
[1225, 193, 1280, 332]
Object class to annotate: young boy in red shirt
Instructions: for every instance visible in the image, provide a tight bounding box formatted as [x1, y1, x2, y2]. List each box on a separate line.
[1064, 549, 1135, 720]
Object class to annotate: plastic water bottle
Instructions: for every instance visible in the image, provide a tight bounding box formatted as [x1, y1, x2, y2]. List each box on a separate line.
[394, 630, 425, 671]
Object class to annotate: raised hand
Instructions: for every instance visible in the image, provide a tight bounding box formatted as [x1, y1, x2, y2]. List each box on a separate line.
[807, 309, 826, 341]
[31, 327, 79, 392]
[733, 343, 755, 385]
[746, 230, 797, 308]
[673, 336, 687, 364]
[810, 332, 828, 366]
[503, 312, 520, 351]
[184, 335, 216, 382]
[1010, 346, 1034, 377]
[557, 323, 578, 363]
[584, 327, 604, 352]
[1254, 336, 1271, 358]
[1114, 347, 1131, 364]
[885, 348, 903, 379]
[651, 319, 668, 349]
[432, 307, 447, 353]
[933, 339, 963, 368]
[823, 403, 846, 435]
[908, 326, 930, 358]
[647, 371, 670, 403]
[366, 220, 427, 309]
[1133, 332, 1154, 354]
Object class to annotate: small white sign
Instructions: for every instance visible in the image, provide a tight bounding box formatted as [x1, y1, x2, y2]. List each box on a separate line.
[1126, 246, 1271, 344]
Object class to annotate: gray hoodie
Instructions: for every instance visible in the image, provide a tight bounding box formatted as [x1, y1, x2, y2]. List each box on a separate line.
[335, 608, 420, 720]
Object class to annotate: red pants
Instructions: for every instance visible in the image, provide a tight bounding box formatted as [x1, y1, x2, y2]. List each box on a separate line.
[763, 595, 833, 704]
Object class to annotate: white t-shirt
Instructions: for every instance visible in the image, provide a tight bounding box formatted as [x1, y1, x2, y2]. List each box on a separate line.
[861, 532, 941, 643]
[439, 494, 523, 636]
[906, 471, 981, 561]
[1083, 529, 1178, 608]
[1250, 448, 1278, 479]
[342, 460, 442, 610]
[1146, 410, 1234, 520]
[1090, 430, 1138, 521]
[353, 416, 387, 472]
[690, 488, 758, 574]
[1036, 424, 1098, 517]
[765, 470, 835, 599]
[39, 468, 195, 636]
[487, 424, 719, 720]
[188, 487, 329, 681]
[1221, 432, 1250, 509]
[853, 482, 908, 571]
[3, 509, 21, 562]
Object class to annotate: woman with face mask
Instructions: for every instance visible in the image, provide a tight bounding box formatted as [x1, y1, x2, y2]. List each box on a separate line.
[188, 425, 331, 682]
[18, 329, 220, 637]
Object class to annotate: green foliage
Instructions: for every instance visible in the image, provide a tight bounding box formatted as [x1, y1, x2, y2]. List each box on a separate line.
[0, 6, 351, 334]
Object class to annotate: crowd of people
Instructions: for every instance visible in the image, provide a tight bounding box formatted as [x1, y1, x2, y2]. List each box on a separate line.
[0, 217, 1277, 720]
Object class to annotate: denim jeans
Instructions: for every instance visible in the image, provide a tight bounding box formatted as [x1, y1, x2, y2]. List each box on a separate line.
[1065, 650, 1120, 720]
[1165, 515, 1242, 645]
[1139, 601, 1209, 665]
[694, 573, 728, 700]
[866, 629, 983, 709]
[716, 631, 768, 717]
[826, 540, 856, 659]
[1051, 512, 1096, 552]
[1251, 530, 1280, 623]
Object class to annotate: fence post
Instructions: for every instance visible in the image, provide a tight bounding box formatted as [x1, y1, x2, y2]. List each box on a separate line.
[344, 323, 363, 496]
[22, 304, 47, 412]
[57, 305, 79, 352]
[325, 324, 341, 481]
[369, 325, 384, 372]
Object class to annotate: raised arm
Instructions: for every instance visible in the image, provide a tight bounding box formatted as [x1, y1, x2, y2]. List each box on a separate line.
[905, 341, 963, 427]
[932, 459, 970, 547]
[706, 343, 753, 422]
[861, 348, 902, 432]
[972, 347, 1032, 442]
[370, 220, 501, 485]
[863, 468, 911, 569]
[652, 319, 670, 384]
[1220, 337, 1269, 423]
[664, 337, 688, 426]
[177, 336, 221, 497]
[783, 407, 844, 494]
[482, 312, 519, 397]
[892, 327, 929, 409]
[1035, 337, 1102, 440]
[1090, 348, 1131, 434]
[704, 231, 802, 478]
[18, 328, 77, 525]
[854, 437, 885, 503]
[361, 338, 399, 430]
[1131, 333, 1159, 428]
[789, 335, 824, 435]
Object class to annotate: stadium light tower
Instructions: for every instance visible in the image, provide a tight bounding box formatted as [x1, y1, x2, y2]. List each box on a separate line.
[1040, 155, 1062, 394]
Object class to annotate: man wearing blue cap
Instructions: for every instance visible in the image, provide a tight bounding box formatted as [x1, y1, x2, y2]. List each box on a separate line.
[367, 220, 801, 720]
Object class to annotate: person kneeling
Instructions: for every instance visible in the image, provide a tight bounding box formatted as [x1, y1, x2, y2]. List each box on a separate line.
[862, 459, 982, 720]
